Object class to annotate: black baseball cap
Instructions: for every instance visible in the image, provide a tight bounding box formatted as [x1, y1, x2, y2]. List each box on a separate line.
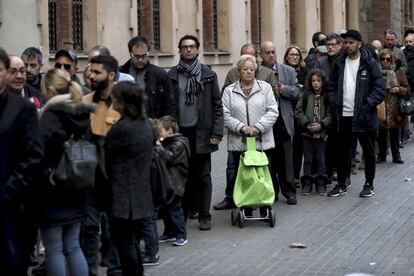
[341, 29, 362, 41]
[55, 48, 78, 64]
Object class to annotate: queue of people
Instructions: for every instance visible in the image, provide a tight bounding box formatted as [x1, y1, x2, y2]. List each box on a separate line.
[1, 27, 413, 275]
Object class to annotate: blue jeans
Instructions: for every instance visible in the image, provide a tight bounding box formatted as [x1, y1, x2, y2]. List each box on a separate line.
[41, 221, 88, 276]
[161, 195, 186, 240]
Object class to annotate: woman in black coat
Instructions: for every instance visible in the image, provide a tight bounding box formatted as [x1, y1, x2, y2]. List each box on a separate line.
[38, 69, 94, 276]
[105, 81, 154, 276]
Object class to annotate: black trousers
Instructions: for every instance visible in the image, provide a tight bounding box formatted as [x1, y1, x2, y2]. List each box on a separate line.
[0, 201, 37, 276]
[337, 117, 376, 187]
[111, 217, 147, 276]
[180, 127, 213, 221]
[302, 136, 326, 176]
[269, 118, 296, 199]
[292, 121, 304, 180]
[325, 119, 338, 177]
[378, 127, 401, 161]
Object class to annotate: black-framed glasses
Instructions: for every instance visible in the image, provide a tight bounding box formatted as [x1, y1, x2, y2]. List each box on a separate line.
[9, 67, 26, 77]
[380, 57, 391, 62]
[180, 44, 197, 50]
[55, 63, 72, 70]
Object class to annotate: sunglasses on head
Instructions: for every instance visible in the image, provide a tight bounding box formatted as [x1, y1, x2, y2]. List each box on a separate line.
[55, 63, 72, 70]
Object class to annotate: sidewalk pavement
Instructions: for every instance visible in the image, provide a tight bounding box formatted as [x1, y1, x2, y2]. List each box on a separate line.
[144, 138, 414, 276]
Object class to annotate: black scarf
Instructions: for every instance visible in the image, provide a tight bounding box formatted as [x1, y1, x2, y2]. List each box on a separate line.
[177, 58, 202, 105]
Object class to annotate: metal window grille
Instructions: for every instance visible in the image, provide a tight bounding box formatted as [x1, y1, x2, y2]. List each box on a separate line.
[48, 0, 57, 53]
[72, 0, 83, 51]
[137, 0, 141, 35]
[213, 0, 218, 50]
[153, 0, 160, 51]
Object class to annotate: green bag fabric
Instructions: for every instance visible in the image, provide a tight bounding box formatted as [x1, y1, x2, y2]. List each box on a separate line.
[233, 137, 275, 208]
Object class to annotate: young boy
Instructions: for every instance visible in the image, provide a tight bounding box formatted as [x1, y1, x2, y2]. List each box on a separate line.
[157, 116, 190, 246]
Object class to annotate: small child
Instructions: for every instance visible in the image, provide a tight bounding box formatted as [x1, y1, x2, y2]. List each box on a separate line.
[157, 116, 190, 246]
[295, 69, 331, 195]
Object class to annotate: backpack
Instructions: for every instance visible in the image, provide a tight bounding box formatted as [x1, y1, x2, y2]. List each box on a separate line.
[150, 147, 175, 208]
[49, 136, 98, 193]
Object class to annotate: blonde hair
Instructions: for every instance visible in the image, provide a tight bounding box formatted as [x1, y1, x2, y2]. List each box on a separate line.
[41, 69, 83, 102]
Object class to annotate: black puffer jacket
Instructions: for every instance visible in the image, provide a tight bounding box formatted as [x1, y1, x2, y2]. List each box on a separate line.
[119, 60, 176, 119]
[327, 47, 386, 132]
[161, 134, 190, 197]
[38, 94, 95, 226]
[105, 117, 154, 220]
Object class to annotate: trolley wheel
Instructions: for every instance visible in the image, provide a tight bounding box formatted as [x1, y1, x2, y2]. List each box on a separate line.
[230, 210, 237, 225]
[237, 210, 243, 228]
[269, 209, 276, 228]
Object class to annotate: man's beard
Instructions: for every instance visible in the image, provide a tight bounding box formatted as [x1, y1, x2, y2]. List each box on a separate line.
[91, 77, 109, 94]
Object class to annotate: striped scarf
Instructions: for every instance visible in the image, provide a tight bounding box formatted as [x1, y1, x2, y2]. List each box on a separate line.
[177, 58, 202, 105]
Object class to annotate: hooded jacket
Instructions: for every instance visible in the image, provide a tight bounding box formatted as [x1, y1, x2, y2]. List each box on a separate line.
[327, 47, 386, 132]
[38, 94, 95, 225]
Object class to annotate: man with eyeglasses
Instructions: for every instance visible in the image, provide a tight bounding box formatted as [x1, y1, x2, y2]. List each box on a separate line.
[327, 29, 385, 198]
[168, 34, 223, 231]
[7, 55, 44, 110]
[55, 48, 90, 95]
[260, 41, 300, 205]
[0, 47, 43, 276]
[119, 36, 175, 119]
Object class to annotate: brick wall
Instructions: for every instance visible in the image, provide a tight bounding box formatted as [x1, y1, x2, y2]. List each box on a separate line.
[140, 0, 154, 44]
[251, 0, 260, 48]
[202, 0, 214, 51]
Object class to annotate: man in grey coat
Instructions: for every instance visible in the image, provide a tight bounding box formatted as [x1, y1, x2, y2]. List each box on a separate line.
[383, 28, 408, 72]
[260, 41, 301, 205]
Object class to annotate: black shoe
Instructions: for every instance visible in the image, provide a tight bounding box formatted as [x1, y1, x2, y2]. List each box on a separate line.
[327, 185, 347, 197]
[199, 219, 211, 231]
[142, 255, 160, 266]
[376, 157, 386, 163]
[213, 199, 236, 210]
[393, 159, 404, 164]
[360, 184, 375, 197]
[286, 195, 297, 205]
[188, 211, 198, 219]
[345, 178, 352, 189]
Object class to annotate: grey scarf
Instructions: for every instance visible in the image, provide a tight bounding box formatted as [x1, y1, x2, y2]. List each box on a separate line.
[177, 58, 202, 105]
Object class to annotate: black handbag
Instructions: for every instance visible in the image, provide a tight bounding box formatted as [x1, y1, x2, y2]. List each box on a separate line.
[398, 96, 414, 115]
[50, 136, 98, 193]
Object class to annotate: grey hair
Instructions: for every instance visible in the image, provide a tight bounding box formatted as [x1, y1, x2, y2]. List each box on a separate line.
[237, 54, 257, 71]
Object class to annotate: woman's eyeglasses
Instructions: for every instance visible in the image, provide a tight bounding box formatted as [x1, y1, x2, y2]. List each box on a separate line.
[55, 63, 72, 70]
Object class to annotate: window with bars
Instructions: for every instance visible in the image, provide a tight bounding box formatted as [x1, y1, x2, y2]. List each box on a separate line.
[250, 0, 261, 49]
[48, 0, 58, 52]
[72, 0, 83, 51]
[48, 0, 83, 53]
[137, 0, 161, 52]
[202, 0, 219, 51]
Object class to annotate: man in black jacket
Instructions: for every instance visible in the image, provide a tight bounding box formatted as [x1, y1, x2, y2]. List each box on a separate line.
[168, 34, 223, 230]
[8, 55, 44, 110]
[119, 36, 176, 118]
[0, 47, 43, 275]
[327, 30, 385, 198]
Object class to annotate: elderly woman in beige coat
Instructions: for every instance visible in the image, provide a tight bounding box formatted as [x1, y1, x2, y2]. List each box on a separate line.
[217, 54, 278, 207]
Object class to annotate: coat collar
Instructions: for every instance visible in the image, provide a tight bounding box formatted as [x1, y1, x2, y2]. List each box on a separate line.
[40, 94, 96, 117]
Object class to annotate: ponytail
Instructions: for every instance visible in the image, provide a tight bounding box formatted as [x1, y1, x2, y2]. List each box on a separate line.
[68, 81, 83, 102]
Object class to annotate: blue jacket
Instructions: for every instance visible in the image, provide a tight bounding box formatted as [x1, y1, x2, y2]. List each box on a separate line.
[327, 47, 386, 132]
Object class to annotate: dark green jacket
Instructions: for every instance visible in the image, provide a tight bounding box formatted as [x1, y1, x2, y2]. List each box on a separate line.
[295, 92, 331, 139]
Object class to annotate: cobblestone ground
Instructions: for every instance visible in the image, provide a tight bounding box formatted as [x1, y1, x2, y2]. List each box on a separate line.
[144, 137, 414, 276]
[30, 137, 413, 276]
